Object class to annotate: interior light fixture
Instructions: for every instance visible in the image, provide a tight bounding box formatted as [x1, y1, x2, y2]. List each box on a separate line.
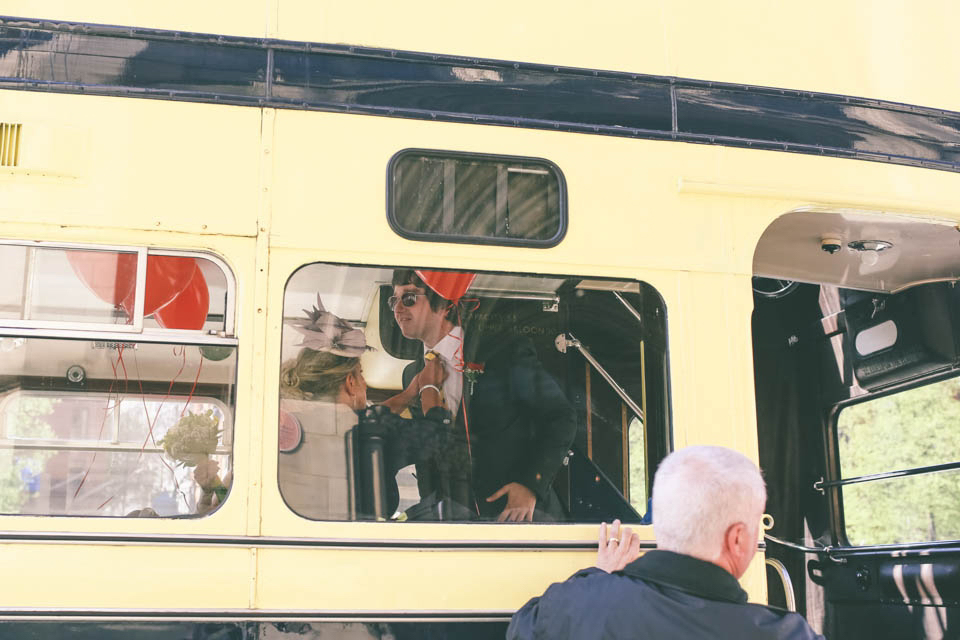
[848, 240, 893, 252]
[848, 240, 893, 267]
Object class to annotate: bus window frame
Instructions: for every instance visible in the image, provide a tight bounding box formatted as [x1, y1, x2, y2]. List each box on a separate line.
[0, 240, 238, 338]
[0, 240, 240, 518]
[828, 369, 960, 548]
[386, 148, 568, 249]
[278, 259, 667, 525]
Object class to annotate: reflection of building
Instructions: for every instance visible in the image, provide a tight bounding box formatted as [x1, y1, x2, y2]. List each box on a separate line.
[2, 392, 231, 517]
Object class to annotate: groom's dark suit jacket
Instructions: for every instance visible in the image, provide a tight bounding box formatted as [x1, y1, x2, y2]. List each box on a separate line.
[402, 332, 577, 520]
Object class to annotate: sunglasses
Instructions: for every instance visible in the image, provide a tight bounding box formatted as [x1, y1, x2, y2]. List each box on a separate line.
[387, 292, 426, 310]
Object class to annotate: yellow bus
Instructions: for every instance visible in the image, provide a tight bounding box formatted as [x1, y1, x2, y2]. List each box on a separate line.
[2, 2, 959, 638]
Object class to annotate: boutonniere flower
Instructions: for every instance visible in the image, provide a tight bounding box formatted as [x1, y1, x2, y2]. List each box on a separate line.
[463, 362, 485, 395]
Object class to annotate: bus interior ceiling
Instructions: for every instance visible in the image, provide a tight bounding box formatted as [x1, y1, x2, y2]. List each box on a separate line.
[752, 209, 960, 628]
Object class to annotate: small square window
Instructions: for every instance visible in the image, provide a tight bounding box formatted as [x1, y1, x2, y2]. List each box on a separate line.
[388, 149, 567, 247]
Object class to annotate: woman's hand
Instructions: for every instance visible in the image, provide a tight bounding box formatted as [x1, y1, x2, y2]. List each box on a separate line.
[414, 355, 447, 411]
[417, 355, 447, 388]
[382, 355, 448, 414]
[193, 458, 222, 491]
[596, 520, 641, 572]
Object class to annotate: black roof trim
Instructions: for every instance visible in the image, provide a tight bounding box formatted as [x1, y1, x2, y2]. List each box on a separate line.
[2, 16, 959, 172]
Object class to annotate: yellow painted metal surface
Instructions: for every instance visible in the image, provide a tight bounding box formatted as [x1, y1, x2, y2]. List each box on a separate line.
[4, 0, 269, 39]
[0, 544, 252, 609]
[256, 547, 589, 611]
[0, 91, 262, 237]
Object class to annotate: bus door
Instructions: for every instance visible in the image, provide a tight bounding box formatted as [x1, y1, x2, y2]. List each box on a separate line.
[752, 210, 960, 639]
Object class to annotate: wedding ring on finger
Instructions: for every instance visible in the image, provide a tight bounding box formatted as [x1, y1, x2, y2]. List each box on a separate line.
[608, 537, 620, 544]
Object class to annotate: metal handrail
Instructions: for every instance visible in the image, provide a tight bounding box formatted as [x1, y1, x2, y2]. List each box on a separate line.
[613, 292, 644, 325]
[817, 460, 960, 491]
[555, 332, 644, 421]
[764, 557, 797, 612]
[764, 534, 824, 554]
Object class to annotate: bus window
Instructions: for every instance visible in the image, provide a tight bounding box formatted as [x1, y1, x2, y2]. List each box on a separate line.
[388, 150, 566, 247]
[0, 242, 238, 517]
[278, 263, 669, 523]
[837, 376, 960, 546]
[0, 243, 234, 334]
[0, 244, 143, 328]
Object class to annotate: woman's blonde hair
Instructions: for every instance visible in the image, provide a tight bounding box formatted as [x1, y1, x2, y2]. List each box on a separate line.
[280, 348, 359, 400]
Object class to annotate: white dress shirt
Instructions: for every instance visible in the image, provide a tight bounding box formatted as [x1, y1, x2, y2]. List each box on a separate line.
[427, 325, 465, 414]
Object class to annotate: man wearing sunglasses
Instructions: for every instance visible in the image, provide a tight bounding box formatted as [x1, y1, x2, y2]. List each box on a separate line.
[390, 269, 576, 523]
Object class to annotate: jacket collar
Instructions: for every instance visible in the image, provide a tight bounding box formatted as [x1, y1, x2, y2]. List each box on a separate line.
[622, 550, 748, 604]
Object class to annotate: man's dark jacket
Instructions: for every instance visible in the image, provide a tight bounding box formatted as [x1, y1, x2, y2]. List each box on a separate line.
[402, 334, 576, 520]
[507, 550, 825, 640]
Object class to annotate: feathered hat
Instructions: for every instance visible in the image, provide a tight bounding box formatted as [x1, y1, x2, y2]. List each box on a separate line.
[291, 295, 373, 358]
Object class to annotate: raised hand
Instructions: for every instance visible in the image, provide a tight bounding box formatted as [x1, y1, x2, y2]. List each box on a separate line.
[596, 519, 641, 572]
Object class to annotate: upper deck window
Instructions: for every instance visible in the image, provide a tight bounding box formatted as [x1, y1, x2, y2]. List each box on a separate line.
[388, 150, 567, 247]
[0, 243, 235, 334]
[0, 241, 238, 518]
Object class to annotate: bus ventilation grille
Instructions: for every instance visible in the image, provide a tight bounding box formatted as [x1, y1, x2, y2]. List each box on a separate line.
[1, 123, 22, 167]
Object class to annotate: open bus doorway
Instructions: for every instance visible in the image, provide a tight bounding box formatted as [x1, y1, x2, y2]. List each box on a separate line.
[752, 210, 960, 639]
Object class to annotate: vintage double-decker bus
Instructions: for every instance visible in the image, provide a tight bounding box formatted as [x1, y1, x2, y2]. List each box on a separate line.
[1, 2, 959, 638]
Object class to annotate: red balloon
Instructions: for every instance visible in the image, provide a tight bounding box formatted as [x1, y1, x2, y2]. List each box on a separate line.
[154, 268, 209, 330]
[121, 256, 197, 317]
[415, 270, 476, 302]
[66, 250, 137, 307]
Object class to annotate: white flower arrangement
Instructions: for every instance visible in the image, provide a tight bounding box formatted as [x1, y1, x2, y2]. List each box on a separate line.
[158, 409, 221, 467]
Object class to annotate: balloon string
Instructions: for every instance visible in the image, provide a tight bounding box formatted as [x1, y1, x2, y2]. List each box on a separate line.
[444, 298, 479, 373]
[460, 396, 480, 516]
[442, 297, 480, 516]
[137, 345, 186, 456]
[72, 377, 115, 499]
[181, 355, 203, 417]
[133, 344, 190, 507]
[73, 344, 126, 499]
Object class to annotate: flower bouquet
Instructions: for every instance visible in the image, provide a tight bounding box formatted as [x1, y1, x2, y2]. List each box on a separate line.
[158, 409, 221, 467]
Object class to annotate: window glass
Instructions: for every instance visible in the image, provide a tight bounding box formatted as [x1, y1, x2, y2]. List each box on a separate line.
[0, 244, 231, 334]
[388, 150, 566, 247]
[0, 242, 237, 517]
[0, 245, 140, 326]
[628, 415, 647, 515]
[0, 340, 236, 517]
[279, 263, 668, 523]
[838, 376, 960, 545]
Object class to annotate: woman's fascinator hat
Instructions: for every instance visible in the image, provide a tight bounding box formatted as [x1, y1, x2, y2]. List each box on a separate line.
[291, 295, 374, 358]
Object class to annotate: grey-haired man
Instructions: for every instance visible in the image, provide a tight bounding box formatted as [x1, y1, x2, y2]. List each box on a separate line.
[508, 446, 824, 640]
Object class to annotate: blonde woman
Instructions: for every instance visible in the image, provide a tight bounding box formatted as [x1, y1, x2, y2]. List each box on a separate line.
[278, 297, 445, 520]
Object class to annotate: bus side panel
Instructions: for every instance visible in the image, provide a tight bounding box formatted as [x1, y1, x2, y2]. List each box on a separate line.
[0, 91, 263, 238]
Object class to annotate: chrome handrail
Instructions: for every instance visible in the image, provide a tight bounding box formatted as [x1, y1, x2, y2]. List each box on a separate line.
[765, 557, 797, 612]
[555, 332, 644, 421]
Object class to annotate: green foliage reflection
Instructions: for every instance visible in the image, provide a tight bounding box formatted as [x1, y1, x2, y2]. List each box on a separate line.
[838, 377, 960, 545]
[0, 397, 58, 513]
